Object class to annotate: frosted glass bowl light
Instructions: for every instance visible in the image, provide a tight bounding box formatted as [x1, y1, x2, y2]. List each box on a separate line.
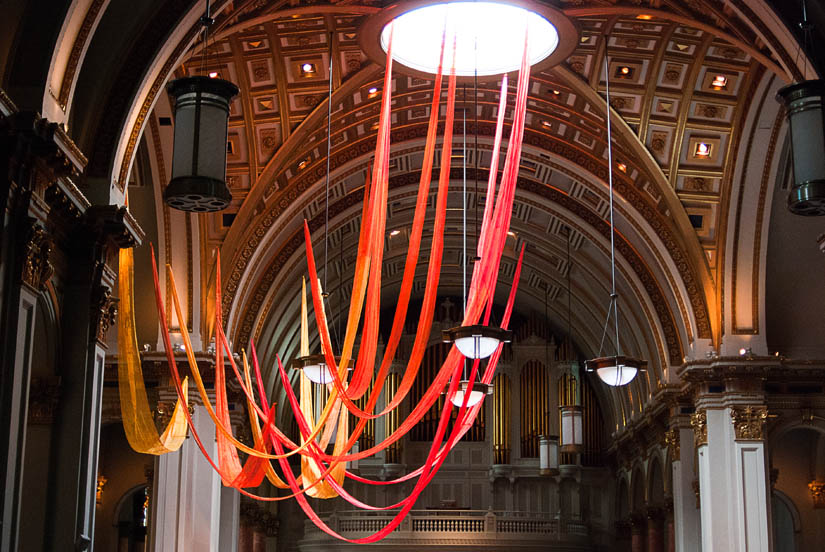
[586, 355, 642, 386]
[449, 381, 493, 407]
[442, 325, 512, 359]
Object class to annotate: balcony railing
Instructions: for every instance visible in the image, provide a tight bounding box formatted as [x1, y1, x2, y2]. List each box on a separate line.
[300, 510, 591, 551]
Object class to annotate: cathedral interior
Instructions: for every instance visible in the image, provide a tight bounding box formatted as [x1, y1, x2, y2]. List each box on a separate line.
[1, 0, 825, 551]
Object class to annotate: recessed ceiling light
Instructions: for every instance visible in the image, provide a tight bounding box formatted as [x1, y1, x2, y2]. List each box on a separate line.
[552, 89, 561, 95]
[617, 162, 627, 172]
[208, 71, 219, 79]
[380, 2, 561, 77]
[694, 142, 711, 158]
[542, 120, 552, 128]
[298, 160, 308, 170]
[636, 14, 653, 20]
[389, 229, 401, 237]
[711, 74, 727, 89]
[507, 231, 516, 237]
[301, 63, 315, 73]
[368, 87, 378, 94]
[620, 66, 630, 75]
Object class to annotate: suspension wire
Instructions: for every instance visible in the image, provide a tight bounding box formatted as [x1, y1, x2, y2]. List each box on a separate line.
[566, 226, 572, 360]
[323, 31, 334, 297]
[462, 85, 467, 320]
[800, 0, 814, 80]
[462, 84, 468, 381]
[474, 21, 480, 264]
[603, 46, 621, 359]
[199, 0, 212, 75]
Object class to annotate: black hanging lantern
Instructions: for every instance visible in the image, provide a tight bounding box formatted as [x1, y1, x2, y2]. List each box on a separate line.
[776, 80, 825, 216]
[164, 76, 239, 212]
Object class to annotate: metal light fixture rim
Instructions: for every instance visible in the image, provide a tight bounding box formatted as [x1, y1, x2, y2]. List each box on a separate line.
[775, 78, 825, 105]
[441, 324, 513, 343]
[584, 354, 645, 372]
[167, 75, 240, 99]
[291, 353, 346, 370]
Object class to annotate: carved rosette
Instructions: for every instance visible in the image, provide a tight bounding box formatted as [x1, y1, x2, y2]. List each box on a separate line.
[21, 223, 53, 291]
[809, 481, 825, 509]
[729, 406, 768, 441]
[664, 428, 680, 461]
[690, 410, 707, 447]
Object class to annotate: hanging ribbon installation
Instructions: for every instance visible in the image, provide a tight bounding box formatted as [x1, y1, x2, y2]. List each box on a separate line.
[121, 21, 533, 542]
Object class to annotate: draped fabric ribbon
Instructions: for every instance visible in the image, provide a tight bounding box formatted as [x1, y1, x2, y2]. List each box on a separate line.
[129, 18, 534, 543]
[117, 247, 189, 455]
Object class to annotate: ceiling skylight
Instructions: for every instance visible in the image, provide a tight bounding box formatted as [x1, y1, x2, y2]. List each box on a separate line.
[380, 1, 560, 77]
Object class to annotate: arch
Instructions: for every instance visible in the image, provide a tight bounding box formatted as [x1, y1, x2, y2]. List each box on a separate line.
[631, 463, 647, 514]
[647, 454, 666, 507]
[772, 489, 801, 552]
[616, 474, 631, 520]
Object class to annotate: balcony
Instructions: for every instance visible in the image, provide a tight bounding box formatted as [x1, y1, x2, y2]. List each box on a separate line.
[299, 509, 593, 551]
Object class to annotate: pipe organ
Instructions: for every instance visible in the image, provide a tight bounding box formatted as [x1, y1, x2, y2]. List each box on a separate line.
[492, 373, 510, 464]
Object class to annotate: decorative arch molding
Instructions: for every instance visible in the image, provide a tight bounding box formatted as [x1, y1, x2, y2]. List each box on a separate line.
[229, 166, 684, 370]
[221, 123, 704, 359]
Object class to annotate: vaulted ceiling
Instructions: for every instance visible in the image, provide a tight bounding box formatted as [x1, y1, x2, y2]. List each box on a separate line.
[4, 0, 816, 428]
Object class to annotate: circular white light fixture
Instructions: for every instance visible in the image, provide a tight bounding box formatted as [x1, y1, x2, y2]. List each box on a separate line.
[359, 0, 578, 80]
[448, 381, 492, 407]
[585, 355, 641, 387]
[442, 325, 512, 359]
[382, 2, 555, 77]
[293, 354, 347, 385]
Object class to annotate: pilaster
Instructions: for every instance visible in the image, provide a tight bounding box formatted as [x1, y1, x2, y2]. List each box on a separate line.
[695, 392, 772, 551]
[669, 418, 700, 552]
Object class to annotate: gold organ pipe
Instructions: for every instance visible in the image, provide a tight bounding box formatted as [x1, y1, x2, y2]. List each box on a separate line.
[385, 372, 400, 463]
[493, 373, 510, 464]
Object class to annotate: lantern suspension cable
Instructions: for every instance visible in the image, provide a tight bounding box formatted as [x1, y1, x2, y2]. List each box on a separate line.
[324, 31, 334, 296]
[585, 48, 643, 386]
[296, 32, 344, 384]
[442, 19, 512, 362]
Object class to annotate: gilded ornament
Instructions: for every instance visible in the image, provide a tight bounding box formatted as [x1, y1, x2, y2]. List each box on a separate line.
[729, 405, 768, 441]
[690, 410, 707, 447]
[21, 224, 54, 291]
[664, 428, 680, 461]
[808, 481, 825, 509]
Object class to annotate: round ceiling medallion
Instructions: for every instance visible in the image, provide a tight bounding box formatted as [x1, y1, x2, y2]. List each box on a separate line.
[360, 0, 578, 80]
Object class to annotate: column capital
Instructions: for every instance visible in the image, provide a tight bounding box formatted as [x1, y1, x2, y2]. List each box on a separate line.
[690, 409, 707, 447]
[729, 405, 768, 441]
[19, 219, 53, 292]
[664, 428, 680, 461]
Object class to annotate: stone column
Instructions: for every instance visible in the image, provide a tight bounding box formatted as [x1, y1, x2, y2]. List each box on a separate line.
[668, 422, 700, 552]
[44, 206, 138, 552]
[0, 113, 62, 551]
[696, 400, 772, 552]
[150, 404, 239, 552]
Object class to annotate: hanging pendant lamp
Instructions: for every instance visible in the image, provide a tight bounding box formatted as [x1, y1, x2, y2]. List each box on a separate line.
[774, 2, 825, 215]
[585, 48, 644, 387]
[296, 36, 351, 387]
[443, 51, 511, 366]
[165, 1, 238, 212]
